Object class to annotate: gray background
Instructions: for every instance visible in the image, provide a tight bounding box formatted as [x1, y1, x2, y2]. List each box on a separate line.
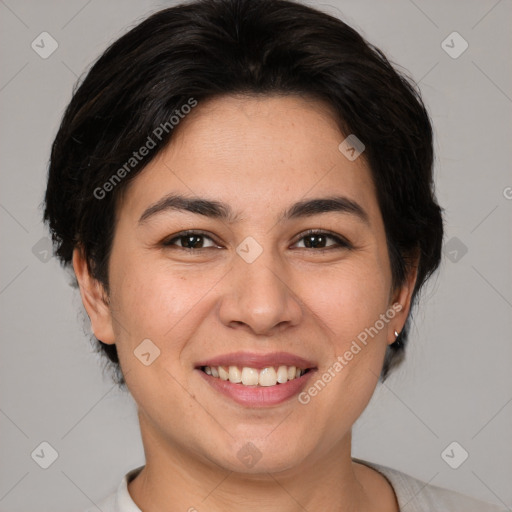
[1, 0, 511, 510]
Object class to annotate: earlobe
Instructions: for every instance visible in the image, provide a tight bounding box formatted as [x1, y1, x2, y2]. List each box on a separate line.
[388, 257, 419, 345]
[72, 247, 116, 345]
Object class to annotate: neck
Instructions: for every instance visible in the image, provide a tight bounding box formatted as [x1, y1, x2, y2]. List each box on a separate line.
[127, 411, 396, 512]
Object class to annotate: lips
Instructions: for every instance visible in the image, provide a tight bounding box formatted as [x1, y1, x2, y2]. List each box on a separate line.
[194, 351, 318, 407]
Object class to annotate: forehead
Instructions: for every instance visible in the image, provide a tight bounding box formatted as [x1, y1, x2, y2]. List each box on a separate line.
[117, 94, 380, 226]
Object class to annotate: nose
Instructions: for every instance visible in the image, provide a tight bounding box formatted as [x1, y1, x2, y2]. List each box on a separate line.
[218, 247, 303, 335]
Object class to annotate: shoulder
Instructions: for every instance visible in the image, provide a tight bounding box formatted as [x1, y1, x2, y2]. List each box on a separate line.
[81, 465, 144, 512]
[353, 458, 508, 512]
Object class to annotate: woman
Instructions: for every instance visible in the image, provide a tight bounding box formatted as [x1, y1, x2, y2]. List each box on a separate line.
[43, 0, 507, 510]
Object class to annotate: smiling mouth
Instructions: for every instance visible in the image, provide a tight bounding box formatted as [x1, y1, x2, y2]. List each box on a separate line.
[199, 365, 313, 387]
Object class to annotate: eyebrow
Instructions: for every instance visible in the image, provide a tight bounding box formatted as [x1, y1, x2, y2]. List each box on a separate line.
[138, 193, 369, 226]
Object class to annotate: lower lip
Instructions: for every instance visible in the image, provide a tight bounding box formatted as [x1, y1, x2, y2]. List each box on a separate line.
[197, 369, 316, 407]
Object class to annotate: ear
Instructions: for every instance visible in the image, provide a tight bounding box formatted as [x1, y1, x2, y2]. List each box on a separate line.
[387, 254, 419, 345]
[72, 246, 116, 345]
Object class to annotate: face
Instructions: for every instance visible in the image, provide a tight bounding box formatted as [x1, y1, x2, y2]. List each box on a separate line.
[74, 94, 415, 475]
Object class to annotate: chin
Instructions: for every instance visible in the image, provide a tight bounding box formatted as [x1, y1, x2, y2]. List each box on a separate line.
[232, 437, 313, 474]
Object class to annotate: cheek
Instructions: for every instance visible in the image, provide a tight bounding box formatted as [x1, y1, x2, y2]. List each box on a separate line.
[108, 255, 226, 354]
[302, 257, 391, 343]
[297, 257, 391, 408]
[108, 260, 210, 408]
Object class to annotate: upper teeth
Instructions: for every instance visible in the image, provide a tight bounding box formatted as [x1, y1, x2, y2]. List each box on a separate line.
[203, 365, 307, 386]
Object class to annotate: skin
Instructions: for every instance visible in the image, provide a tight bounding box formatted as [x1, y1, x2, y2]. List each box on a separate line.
[73, 94, 418, 512]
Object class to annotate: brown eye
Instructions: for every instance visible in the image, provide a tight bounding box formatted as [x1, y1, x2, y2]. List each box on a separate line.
[163, 231, 218, 250]
[293, 230, 351, 251]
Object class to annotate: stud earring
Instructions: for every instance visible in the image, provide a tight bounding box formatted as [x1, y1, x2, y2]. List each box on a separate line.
[394, 330, 399, 338]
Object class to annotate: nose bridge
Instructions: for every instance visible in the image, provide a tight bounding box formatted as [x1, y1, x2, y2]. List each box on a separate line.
[221, 238, 302, 333]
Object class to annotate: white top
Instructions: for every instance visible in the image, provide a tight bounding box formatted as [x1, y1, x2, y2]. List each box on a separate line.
[84, 459, 508, 511]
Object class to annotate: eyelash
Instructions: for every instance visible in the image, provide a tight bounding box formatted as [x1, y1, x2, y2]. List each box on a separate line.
[162, 229, 352, 252]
